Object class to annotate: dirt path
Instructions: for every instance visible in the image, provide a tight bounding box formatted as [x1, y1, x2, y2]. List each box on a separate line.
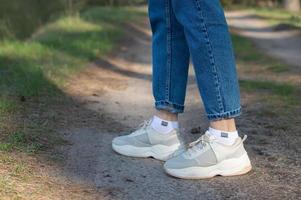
[226, 11, 301, 71]
[57, 18, 300, 199]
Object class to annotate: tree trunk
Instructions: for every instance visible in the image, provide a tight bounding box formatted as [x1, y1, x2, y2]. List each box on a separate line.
[284, 0, 300, 12]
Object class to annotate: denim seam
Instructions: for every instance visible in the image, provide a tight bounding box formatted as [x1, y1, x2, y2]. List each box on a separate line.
[155, 100, 184, 108]
[194, 0, 224, 113]
[207, 106, 241, 120]
[165, 0, 172, 102]
[155, 100, 185, 113]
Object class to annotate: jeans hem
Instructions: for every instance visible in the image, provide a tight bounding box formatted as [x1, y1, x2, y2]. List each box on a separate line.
[207, 107, 242, 121]
[155, 101, 184, 114]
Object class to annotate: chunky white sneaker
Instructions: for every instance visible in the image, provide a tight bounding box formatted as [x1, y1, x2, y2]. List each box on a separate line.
[164, 131, 252, 179]
[112, 120, 183, 161]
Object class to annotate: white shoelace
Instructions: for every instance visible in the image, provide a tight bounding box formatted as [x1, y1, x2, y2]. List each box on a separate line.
[137, 119, 151, 129]
[185, 133, 216, 157]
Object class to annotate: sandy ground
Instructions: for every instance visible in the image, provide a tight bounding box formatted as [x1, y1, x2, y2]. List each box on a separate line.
[56, 14, 301, 200]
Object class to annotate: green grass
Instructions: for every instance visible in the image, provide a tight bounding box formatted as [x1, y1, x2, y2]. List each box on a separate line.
[0, 6, 145, 153]
[1, 7, 144, 98]
[0, 0, 66, 39]
[232, 34, 265, 62]
[0, 7, 147, 198]
[226, 6, 301, 28]
[240, 79, 296, 96]
[231, 34, 289, 72]
[231, 33, 300, 107]
[229, 9, 300, 111]
[0, 132, 42, 153]
[267, 63, 289, 73]
[240, 79, 300, 111]
[250, 7, 301, 28]
[0, 98, 17, 114]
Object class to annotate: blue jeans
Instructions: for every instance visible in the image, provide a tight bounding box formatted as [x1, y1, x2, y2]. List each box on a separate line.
[148, 0, 241, 121]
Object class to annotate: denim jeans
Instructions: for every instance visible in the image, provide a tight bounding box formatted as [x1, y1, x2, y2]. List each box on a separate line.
[148, 0, 241, 120]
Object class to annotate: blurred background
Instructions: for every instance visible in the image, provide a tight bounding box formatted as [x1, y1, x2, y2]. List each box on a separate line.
[0, 0, 300, 199]
[0, 0, 300, 40]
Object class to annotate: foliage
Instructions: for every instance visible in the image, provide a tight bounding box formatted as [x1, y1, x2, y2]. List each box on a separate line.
[251, 7, 301, 27]
[87, 0, 146, 6]
[0, 0, 147, 40]
[0, 0, 67, 39]
[221, 0, 287, 7]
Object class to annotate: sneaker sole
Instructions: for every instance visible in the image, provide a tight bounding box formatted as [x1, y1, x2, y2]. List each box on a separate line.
[164, 153, 252, 179]
[112, 143, 180, 161]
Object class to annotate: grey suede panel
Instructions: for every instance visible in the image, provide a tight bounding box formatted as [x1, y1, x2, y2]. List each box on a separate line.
[135, 133, 151, 144]
[196, 148, 218, 167]
[164, 154, 200, 169]
[147, 127, 180, 146]
[165, 148, 218, 169]
[113, 135, 152, 147]
[113, 125, 180, 148]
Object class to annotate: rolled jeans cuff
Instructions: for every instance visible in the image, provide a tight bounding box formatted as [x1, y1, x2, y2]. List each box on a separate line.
[207, 107, 242, 121]
[155, 100, 184, 114]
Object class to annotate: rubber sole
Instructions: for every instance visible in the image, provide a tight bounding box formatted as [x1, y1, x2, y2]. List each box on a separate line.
[164, 153, 252, 179]
[112, 143, 180, 161]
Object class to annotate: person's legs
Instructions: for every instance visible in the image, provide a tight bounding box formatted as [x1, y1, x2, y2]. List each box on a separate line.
[150, 0, 240, 135]
[148, 0, 190, 134]
[171, 0, 241, 122]
[164, 0, 252, 179]
[113, 0, 252, 178]
[170, 0, 241, 145]
[111, 0, 189, 160]
[149, 0, 190, 115]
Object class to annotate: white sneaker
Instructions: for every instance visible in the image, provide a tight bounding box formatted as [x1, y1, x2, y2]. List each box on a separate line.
[164, 131, 252, 179]
[112, 120, 183, 161]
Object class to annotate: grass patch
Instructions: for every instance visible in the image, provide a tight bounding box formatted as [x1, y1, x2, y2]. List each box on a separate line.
[240, 79, 296, 96]
[232, 33, 289, 73]
[267, 63, 289, 73]
[0, 98, 17, 114]
[250, 7, 301, 28]
[232, 34, 265, 62]
[0, 132, 40, 153]
[1, 7, 145, 99]
[231, 32, 299, 108]
[239, 79, 299, 106]
[0, 175, 16, 196]
[81, 6, 146, 23]
[231, 34, 289, 73]
[0, 7, 146, 198]
[0, 6, 145, 154]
